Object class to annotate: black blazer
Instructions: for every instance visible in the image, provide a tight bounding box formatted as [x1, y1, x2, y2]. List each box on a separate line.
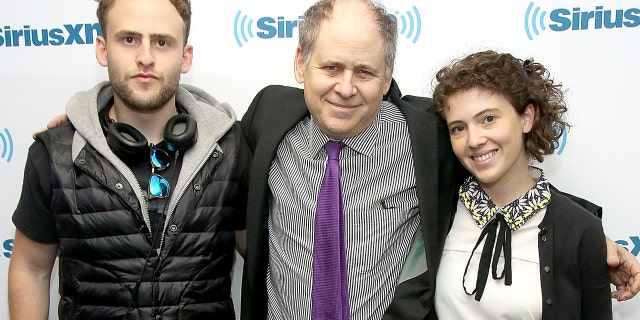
[239, 79, 466, 320]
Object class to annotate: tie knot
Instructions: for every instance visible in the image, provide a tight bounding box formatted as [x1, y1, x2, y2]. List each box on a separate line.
[324, 140, 345, 160]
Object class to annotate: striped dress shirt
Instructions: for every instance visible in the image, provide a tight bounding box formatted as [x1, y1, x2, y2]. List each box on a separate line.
[266, 101, 420, 320]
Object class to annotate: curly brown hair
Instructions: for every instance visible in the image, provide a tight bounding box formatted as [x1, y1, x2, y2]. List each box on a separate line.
[432, 50, 569, 162]
[96, 0, 191, 45]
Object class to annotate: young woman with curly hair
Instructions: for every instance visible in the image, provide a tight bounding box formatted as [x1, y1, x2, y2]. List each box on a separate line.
[431, 50, 612, 319]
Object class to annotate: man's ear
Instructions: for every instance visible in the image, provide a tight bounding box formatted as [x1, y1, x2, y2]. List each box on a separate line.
[293, 46, 305, 84]
[95, 35, 108, 67]
[382, 66, 394, 95]
[181, 44, 193, 74]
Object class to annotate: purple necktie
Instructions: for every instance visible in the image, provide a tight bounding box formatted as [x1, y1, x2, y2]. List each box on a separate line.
[312, 140, 350, 320]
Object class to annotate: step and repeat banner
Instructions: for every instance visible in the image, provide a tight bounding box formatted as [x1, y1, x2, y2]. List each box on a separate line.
[1, 0, 638, 318]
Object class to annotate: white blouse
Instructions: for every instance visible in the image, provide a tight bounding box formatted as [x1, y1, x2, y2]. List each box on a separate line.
[435, 200, 547, 319]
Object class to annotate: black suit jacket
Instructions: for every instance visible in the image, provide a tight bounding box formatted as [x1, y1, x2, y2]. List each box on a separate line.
[239, 80, 466, 319]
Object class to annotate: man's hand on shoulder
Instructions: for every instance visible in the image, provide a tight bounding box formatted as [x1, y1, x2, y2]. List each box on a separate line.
[607, 237, 640, 301]
[32, 114, 69, 139]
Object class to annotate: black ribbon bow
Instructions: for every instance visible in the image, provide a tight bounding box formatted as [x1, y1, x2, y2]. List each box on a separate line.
[463, 215, 513, 301]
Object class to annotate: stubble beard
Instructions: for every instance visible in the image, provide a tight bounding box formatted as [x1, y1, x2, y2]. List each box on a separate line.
[110, 70, 181, 113]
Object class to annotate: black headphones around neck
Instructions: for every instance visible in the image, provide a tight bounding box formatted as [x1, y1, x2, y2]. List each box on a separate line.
[106, 114, 198, 159]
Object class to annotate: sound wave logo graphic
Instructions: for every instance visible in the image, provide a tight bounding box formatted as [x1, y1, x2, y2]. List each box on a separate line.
[553, 124, 568, 155]
[524, 2, 547, 40]
[234, 10, 255, 47]
[390, 6, 422, 44]
[0, 128, 14, 163]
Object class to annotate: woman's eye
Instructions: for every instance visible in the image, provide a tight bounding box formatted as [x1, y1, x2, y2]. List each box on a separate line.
[483, 115, 496, 123]
[450, 126, 464, 134]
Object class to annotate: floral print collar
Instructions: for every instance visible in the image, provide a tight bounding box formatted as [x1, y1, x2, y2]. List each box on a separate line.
[459, 167, 551, 231]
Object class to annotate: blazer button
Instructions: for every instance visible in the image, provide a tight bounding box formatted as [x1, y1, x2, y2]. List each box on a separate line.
[194, 183, 202, 191]
[541, 235, 547, 242]
[544, 266, 551, 273]
[545, 298, 553, 305]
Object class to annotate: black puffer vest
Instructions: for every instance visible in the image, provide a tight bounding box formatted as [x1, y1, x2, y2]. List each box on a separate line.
[42, 122, 248, 320]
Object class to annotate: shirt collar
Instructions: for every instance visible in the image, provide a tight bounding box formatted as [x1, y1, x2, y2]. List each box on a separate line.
[459, 166, 551, 231]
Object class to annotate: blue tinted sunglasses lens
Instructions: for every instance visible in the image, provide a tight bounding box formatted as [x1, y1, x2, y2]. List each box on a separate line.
[149, 174, 170, 198]
[150, 147, 170, 170]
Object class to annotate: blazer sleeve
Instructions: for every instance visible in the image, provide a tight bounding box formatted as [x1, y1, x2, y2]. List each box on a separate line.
[578, 210, 613, 319]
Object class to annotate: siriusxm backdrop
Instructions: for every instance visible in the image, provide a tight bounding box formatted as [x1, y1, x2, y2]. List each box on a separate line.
[1, 0, 638, 318]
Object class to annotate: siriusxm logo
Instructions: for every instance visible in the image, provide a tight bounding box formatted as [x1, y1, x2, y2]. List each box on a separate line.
[0, 23, 101, 48]
[616, 236, 640, 256]
[233, 11, 303, 47]
[3, 239, 12, 258]
[0, 128, 13, 163]
[233, 5, 422, 47]
[524, 2, 640, 40]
